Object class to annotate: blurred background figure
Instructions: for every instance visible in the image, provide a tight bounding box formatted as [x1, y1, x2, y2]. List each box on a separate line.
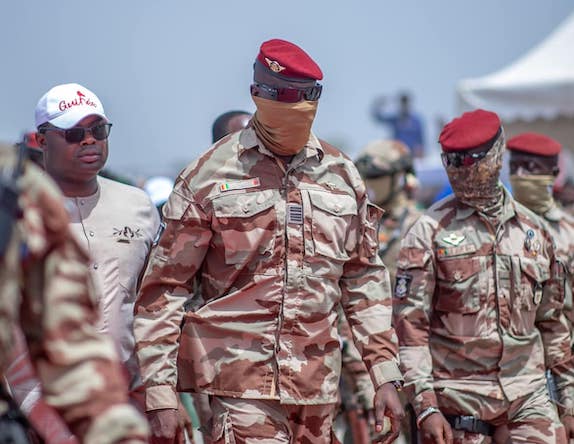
[211, 110, 252, 143]
[354, 139, 421, 282]
[334, 140, 422, 443]
[143, 175, 175, 214]
[16, 131, 43, 169]
[371, 92, 425, 159]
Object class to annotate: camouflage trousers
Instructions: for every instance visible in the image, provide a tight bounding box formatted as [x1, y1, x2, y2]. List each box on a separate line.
[423, 383, 565, 444]
[207, 397, 338, 444]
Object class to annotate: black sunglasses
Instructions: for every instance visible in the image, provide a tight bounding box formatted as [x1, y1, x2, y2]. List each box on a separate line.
[250, 82, 322, 103]
[441, 149, 490, 168]
[42, 123, 112, 144]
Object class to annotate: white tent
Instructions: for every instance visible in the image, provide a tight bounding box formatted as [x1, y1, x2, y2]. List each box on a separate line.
[457, 12, 574, 149]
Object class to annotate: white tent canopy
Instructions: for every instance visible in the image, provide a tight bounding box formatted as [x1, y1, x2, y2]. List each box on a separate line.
[457, 13, 574, 123]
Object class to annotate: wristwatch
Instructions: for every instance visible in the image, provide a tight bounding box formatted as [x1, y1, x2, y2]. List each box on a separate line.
[390, 380, 404, 392]
[416, 407, 440, 428]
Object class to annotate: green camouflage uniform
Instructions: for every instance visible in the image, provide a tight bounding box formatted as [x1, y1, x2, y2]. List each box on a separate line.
[134, 127, 402, 441]
[0, 147, 148, 444]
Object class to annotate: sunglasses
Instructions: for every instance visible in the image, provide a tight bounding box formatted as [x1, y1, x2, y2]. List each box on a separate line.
[250, 82, 322, 103]
[441, 149, 490, 168]
[42, 123, 112, 144]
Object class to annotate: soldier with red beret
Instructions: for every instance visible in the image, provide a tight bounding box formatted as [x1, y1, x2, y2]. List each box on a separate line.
[508, 132, 574, 346]
[134, 39, 404, 443]
[393, 110, 574, 443]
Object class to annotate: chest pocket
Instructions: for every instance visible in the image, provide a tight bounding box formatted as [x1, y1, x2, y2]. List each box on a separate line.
[212, 189, 278, 266]
[307, 190, 358, 261]
[435, 256, 482, 313]
[514, 257, 550, 309]
[509, 256, 549, 336]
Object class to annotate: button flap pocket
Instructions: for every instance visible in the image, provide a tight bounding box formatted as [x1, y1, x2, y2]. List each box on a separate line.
[213, 189, 278, 218]
[436, 257, 481, 282]
[519, 257, 550, 283]
[308, 190, 358, 216]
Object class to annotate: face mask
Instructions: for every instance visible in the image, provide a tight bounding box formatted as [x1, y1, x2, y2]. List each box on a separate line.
[445, 132, 505, 216]
[251, 96, 317, 156]
[510, 174, 555, 215]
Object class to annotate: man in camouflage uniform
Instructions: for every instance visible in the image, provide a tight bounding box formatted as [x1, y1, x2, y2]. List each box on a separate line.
[336, 140, 422, 442]
[134, 38, 404, 444]
[507, 132, 574, 350]
[0, 143, 148, 443]
[393, 109, 574, 443]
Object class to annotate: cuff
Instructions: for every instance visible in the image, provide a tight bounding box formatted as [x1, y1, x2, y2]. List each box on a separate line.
[411, 389, 439, 416]
[369, 360, 404, 390]
[145, 385, 178, 411]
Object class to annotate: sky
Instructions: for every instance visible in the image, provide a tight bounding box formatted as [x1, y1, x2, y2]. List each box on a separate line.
[1, 1, 573, 180]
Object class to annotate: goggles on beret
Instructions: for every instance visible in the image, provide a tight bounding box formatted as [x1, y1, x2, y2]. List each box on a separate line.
[441, 148, 490, 168]
[250, 82, 322, 103]
[40, 123, 112, 144]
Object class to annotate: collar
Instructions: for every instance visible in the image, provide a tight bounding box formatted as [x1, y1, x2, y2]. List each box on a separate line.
[453, 186, 516, 224]
[238, 127, 324, 162]
[544, 205, 562, 222]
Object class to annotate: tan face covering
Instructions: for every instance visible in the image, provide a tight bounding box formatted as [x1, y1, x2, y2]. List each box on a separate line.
[510, 174, 555, 215]
[251, 96, 318, 156]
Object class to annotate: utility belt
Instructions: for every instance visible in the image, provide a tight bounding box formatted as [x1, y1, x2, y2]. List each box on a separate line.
[444, 415, 495, 437]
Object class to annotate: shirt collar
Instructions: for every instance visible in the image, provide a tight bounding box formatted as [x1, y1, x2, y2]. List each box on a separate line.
[453, 186, 516, 223]
[238, 127, 324, 161]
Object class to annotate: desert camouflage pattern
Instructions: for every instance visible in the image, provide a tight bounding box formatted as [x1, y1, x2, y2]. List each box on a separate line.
[209, 397, 337, 443]
[338, 200, 421, 409]
[393, 188, 574, 420]
[542, 206, 574, 349]
[134, 127, 402, 411]
[421, 384, 563, 444]
[0, 147, 148, 443]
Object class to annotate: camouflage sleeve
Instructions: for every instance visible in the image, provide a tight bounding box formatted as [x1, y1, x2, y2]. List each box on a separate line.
[133, 184, 212, 411]
[23, 223, 148, 443]
[392, 220, 437, 416]
[536, 245, 574, 416]
[338, 306, 375, 409]
[339, 200, 402, 391]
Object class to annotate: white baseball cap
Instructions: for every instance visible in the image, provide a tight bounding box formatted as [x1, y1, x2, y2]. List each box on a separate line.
[35, 83, 107, 129]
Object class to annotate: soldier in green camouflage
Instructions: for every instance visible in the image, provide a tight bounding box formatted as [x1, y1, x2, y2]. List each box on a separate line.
[134, 38, 404, 444]
[0, 144, 149, 443]
[393, 110, 574, 443]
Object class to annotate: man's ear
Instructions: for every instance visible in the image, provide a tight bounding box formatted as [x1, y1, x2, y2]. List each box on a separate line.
[36, 132, 48, 151]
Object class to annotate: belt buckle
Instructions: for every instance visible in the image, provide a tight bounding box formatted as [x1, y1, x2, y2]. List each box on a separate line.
[455, 415, 476, 432]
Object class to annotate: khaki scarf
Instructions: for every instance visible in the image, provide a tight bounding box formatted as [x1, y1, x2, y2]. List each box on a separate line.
[251, 96, 317, 156]
[510, 175, 556, 215]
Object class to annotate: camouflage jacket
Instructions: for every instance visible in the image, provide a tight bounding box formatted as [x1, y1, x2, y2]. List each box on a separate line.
[542, 206, 574, 349]
[0, 149, 148, 443]
[134, 127, 402, 411]
[393, 189, 574, 417]
[339, 199, 421, 410]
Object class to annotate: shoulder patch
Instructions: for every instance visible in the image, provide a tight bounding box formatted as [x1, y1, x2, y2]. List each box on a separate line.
[395, 274, 412, 299]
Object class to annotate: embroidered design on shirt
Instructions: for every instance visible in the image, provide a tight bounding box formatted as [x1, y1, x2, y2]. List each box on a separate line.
[442, 232, 465, 246]
[287, 204, 303, 225]
[219, 178, 261, 193]
[113, 226, 142, 243]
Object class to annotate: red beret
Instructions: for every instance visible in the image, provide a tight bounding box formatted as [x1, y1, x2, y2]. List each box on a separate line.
[507, 132, 561, 156]
[257, 39, 323, 81]
[439, 109, 501, 152]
